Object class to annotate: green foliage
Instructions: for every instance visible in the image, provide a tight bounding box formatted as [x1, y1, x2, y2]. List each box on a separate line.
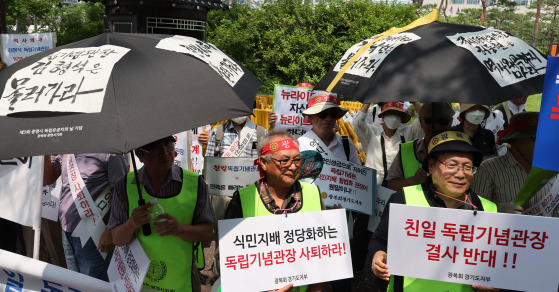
[54, 2, 105, 45]
[4, 0, 61, 33]
[207, 0, 418, 94]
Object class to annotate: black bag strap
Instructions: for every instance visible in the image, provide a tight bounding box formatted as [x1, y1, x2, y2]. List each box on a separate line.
[342, 136, 350, 161]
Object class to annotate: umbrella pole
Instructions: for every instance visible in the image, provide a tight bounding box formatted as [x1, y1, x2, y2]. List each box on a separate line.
[130, 151, 151, 236]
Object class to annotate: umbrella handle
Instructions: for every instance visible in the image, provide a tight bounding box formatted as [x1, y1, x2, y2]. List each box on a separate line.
[138, 199, 152, 236]
[130, 151, 151, 236]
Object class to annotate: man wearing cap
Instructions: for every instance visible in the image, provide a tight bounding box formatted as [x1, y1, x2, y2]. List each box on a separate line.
[451, 104, 496, 160]
[385, 102, 454, 191]
[353, 102, 423, 185]
[495, 96, 528, 129]
[370, 130, 498, 291]
[109, 136, 215, 292]
[225, 130, 326, 291]
[471, 112, 559, 217]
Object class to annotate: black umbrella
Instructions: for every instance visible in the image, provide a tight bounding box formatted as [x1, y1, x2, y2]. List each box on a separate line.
[0, 32, 262, 160]
[315, 10, 546, 104]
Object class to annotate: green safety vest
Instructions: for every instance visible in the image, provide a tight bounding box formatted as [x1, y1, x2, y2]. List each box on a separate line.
[400, 141, 421, 179]
[387, 184, 497, 292]
[237, 182, 322, 292]
[126, 169, 199, 292]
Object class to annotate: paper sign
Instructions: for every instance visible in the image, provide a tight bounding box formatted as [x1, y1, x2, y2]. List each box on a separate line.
[204, 157, 260, 196]
[387, 204, 559, 291]
[447, 29, 547, 87]
[219, 209, 352, 291]
[108, 239, 150, 292]
[172, 126, 209, 175]
[302, 156, 375, 215]
[367, 185, 395, 232]
[272, 85, 314, 138]
[1, 33, 56, 66]
[0, 249, 111, 292]
[41, 177, 62, 222]
[533, 56, 559, 172]
[0, 45, 130, 116]
[333, 33, 421, 78]
[156, 35, 244, 87]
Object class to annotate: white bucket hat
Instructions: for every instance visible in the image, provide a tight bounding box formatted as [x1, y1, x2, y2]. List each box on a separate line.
[302, 91, 348, 119]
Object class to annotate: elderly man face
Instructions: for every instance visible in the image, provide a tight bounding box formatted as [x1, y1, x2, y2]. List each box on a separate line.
[260, 136, 302, 188]
[136, 141, 175, 173]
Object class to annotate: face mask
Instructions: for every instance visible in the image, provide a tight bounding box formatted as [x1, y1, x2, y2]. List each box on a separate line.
[231, 116, 248, 124]
[465, 110, 485, 125]
[383, 115, 401, 130]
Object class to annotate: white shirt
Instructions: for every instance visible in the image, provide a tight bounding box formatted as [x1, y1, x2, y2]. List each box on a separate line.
[297, 131, 361, 165]
[352, 111, 424, 183]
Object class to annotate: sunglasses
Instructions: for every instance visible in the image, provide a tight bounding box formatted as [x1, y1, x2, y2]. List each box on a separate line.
[423, 118, 451, 125]
[317, 109, 339, 119]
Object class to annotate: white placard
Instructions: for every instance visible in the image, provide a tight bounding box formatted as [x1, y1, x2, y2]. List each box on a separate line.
[172, 126, 209, 175]
[0, 249, 111, 292]
[0, 156, 42, 227]
[108, 239, 150, 292]
[41, 177, 62, 222]
[1, 33, 56, 66]
[204, 157, 260, 196]
[447, 29, 547, 87]
[156, 35, 244, 87]
[333, 33, 421, 78]
[0, 45, 129, 116]
[523, 177, 559, 217]
[272, 85, 314, 138]
[302, 156, 375, 215]
[387, 204, 559, 291]
[219, 209, 352, 291]
[367, 185, 395, 232]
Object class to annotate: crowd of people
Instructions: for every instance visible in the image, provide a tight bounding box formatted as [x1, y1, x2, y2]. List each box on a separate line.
[0, 89, 553, 292]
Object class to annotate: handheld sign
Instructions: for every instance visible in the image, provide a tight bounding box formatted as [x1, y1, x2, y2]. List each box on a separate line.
[204, 157, 260, 196]
[1, 33, 56, 66]
[108, 239, 150, 292]
[273, 85, 314, 138]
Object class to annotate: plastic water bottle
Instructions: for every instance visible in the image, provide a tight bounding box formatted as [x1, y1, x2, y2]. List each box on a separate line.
[149, 198, 165, 224]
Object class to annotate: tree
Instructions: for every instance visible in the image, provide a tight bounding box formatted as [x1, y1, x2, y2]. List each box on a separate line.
[4, 0, 60, 33]
[207, 0, 418, 94]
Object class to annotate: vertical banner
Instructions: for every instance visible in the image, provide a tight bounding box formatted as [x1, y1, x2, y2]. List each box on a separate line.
[172, 126, 209, 175]
[301, 156, 375, 215]
[1, 33, 56, 66]
[0, 156, 42, 227]
[219, 209, 352, 291]
[108, 239, 150, 292]
[203, 157, 260, 196]
[533, 56, 559, 172]
[273, 85, 315, 138]
[387, 204, 559, 291]
[41, 177, 62, 222]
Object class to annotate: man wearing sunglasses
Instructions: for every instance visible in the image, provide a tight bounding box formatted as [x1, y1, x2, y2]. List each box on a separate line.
[109, 136, 214, 292]
[385, 102, 454, 192]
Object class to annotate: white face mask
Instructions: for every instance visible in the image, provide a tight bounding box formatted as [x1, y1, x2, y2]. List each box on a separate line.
[465, 110, 485, 125]
[383, 115, 401, 130]
[231, 116, 248, 124]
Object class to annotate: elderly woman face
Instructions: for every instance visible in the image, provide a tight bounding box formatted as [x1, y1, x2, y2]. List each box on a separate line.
[428, 151, 475, 197]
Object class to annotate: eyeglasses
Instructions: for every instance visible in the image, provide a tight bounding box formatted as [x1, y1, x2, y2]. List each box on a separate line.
[424, 118, 451, 126]
[271, 157, 303, 168]
[437, 159, 477, 174]
[317, 109, 339, 119]
[140, 142, 175, 156]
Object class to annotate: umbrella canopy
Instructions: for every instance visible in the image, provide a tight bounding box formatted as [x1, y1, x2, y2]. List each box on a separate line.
[315, 10, 547, 104]
[0, 33, 262, 160]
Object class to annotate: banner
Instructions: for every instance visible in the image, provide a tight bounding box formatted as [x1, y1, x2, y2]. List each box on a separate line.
[172, 126, 209, 175]
[272, 85, 315, 138]
[108, 239, 150, 292]
[41, 177, 62, 222]
[204, 157, 260, 196]
[302, 156, 375, 215]
[1, 33, 56, 66]
[533, 56, 559, 172]
[0, 250, 111, 292]
[387, 204, 559, 291]
[367, 185, 395, 232]
[0, 156, 42, 227]
[219, 209, 352, 291]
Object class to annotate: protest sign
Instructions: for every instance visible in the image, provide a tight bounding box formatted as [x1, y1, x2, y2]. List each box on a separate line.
[108, 239, 150, 292]
[0, 249, 111, 292]
[367, 185, 395, 232]
[302, 156, 375, 215]
[1, 33, 56, 66]
[533, 56, 559, 172]
[387, 204, 559, 291]
[0, 45, 129, 116]
[204, 156, 259, 196]
[0, 156, 42, 227]
[172, 126, 209, 175]
[272, 85, 314, 138]
[41, 177, 62, 222]
[447, 29, 546, 87]
[219, 209, 352, 291]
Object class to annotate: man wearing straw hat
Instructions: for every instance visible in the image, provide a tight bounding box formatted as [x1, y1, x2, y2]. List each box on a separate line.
[471, 112, 559, 216]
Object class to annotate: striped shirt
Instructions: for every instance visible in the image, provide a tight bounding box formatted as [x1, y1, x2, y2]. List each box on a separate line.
[470, 151, 559, 217]
[205, 121, 260, 157]
[108, 165, 215, 229]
